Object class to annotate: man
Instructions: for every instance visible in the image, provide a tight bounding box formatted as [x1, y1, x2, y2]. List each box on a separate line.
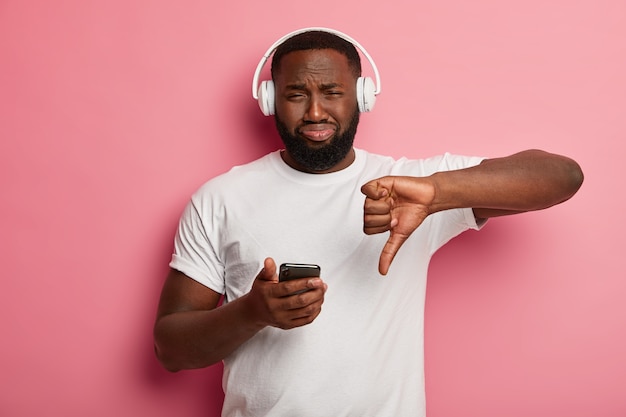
[154, 29, 583, 416]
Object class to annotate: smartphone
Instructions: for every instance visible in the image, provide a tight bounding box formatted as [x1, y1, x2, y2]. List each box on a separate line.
[278, 263, 321, 282]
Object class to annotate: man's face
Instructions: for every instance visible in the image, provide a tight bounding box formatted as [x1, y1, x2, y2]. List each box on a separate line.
[273, 49, 360, 173]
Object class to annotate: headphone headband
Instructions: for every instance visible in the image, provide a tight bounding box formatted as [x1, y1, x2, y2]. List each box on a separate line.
[251, 27, 381, 100]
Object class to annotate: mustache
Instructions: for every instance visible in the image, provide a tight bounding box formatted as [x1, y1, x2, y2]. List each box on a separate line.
[297, 121, 338, 133]
[299, 120, 337, 126]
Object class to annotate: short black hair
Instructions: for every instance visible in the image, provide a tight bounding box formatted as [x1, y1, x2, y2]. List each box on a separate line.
[270, 30, 362, 79]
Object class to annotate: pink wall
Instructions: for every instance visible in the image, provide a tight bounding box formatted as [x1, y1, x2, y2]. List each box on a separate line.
[1, 1, 624, 416]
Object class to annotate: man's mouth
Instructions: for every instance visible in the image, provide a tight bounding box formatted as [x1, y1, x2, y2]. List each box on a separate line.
[298, 124, 336, 142]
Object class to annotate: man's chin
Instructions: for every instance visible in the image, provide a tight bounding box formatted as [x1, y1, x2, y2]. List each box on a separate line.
[276, 112, 359, 172]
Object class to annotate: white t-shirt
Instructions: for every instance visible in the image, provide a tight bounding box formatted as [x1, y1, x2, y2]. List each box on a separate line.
[170, 148, 485, 417]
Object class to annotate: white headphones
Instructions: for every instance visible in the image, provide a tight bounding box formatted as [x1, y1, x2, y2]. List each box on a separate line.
[252, 27, 382, 116]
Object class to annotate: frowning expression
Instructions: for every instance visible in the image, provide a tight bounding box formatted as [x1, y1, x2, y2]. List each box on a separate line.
[273, 49, 360, 173]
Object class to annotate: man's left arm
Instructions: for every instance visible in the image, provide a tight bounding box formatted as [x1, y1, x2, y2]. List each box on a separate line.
[437, 149, 584, 219]
[361, 149, 584, 274]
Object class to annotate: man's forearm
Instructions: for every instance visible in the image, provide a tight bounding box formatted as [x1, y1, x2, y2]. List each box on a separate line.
[429, 149, 584, 217]
[154, 293, 265, 372]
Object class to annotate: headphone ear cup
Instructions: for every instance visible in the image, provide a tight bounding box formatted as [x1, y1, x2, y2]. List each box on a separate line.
[257, 80, 275, 116]
[356, 77, 376, 112]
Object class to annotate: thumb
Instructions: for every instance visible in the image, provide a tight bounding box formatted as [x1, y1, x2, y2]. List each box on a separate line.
[257, 257, 278, 282]
[378, 223, 408, 275]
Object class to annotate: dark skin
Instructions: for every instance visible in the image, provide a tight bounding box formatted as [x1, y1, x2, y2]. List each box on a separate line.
[154, 49, 584, 371]
[275, 49, 359, 173]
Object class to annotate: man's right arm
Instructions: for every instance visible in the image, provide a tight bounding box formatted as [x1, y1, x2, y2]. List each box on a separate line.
[153, 257, 327, 372]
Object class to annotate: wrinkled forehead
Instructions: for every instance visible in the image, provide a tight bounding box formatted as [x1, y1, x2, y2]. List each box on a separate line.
[273, 49, 356, 82]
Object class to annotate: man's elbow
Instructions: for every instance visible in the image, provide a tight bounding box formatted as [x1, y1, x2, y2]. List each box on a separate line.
[153, 342, 183, 373]
[153, 321, 189, 372]
[562, 157, 584, 199]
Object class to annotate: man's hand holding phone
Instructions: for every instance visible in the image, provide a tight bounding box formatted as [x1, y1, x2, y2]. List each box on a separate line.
[278, 263, 321, 295]
[245, 258, 327, 330]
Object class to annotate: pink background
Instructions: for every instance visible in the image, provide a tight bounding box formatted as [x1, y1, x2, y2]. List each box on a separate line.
[1, 1, 624, 416]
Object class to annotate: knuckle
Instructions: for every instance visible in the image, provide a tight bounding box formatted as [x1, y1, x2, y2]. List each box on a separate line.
[301, 304, 316, 316]
[295, 292, 310, 305]
[284, 282, 302, 296]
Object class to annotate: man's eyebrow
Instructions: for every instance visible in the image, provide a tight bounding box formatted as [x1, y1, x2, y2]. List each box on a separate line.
[284, 82, 345, 91]
[285, 83, 307, 90]
[319, 82, 343, 90]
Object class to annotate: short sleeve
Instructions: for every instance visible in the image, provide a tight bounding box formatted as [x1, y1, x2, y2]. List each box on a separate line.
[169, 200, 226, 294]
[421, 153, 488, 254]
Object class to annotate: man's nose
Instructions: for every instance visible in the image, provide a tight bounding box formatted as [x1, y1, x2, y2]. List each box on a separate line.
[304, 94, 329, 122]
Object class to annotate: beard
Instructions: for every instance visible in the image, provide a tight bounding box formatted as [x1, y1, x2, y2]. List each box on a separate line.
[274, 110, 360, 172]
